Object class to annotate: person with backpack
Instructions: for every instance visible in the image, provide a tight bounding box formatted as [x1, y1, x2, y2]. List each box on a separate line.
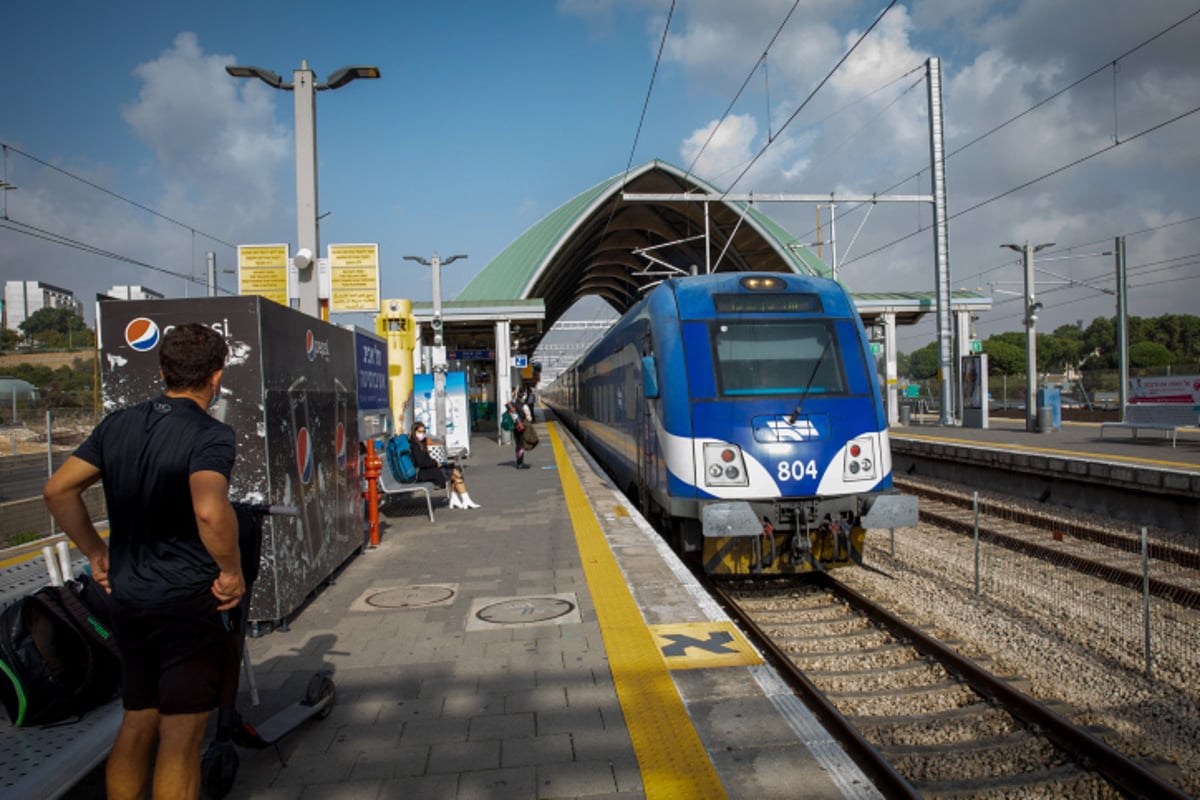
[409, 422, 480, 509]
[503, 402, 529, 469]
[43, 323, 242, 800]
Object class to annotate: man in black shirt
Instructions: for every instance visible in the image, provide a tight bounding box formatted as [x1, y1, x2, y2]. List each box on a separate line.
[44, 323, 242, 800]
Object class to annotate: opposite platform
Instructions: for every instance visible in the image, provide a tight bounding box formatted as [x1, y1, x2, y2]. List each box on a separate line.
[171, 421, 878, 799]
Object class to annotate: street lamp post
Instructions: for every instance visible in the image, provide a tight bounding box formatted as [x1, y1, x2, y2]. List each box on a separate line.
[225, 62, 380, 319]
[1001, 241, 1054, 432]
[403, 254, 468, 443]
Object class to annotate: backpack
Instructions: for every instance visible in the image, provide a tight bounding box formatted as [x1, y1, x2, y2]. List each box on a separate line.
[385, 434, 419, 483]
[0, 575, 121, 727]
[523, 423, 540, 450]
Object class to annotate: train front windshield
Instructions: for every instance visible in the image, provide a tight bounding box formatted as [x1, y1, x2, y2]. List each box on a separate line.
[713, 320, 846, 396]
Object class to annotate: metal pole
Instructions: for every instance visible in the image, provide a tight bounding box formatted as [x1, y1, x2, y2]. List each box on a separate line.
[829, 200, 838, 282]
[926, 58, 954, 427]
[973, 491, 981, 595]
[1116, 237, 1129, 417]
[207, 251, 217, 297]
[1141, 527, 1152, 677]
[1023, 243, 1038, 432]
[47, 410, 55, 535]
[294, 60, 321, 318]
[431, 255, 446, 440]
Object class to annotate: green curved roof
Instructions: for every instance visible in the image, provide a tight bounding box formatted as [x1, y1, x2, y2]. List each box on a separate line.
[457, 160, 829, 327]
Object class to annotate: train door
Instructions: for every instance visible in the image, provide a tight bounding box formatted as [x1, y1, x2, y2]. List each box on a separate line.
[637, 336, 654, 518]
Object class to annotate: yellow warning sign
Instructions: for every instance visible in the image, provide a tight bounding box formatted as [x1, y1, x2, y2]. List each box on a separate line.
[328, 243, 379, 313]
[237, 244, 289, 306]
[649, 621, 762, 670]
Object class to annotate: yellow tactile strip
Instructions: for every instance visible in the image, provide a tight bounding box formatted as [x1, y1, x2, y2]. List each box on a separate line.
[549, 422, 728, 799]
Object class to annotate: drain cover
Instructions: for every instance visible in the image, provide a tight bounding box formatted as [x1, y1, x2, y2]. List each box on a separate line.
[466, 593, 581, 630]
[353, 584, 458, 611]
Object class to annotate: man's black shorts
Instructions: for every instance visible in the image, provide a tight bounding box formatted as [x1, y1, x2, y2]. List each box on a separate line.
[113, 592, 233, 715]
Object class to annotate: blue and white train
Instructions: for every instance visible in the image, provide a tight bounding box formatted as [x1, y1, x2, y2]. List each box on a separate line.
[544, 272, 917, 575]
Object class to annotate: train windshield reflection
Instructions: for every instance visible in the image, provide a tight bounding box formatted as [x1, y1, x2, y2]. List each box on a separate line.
[713, 321, 845, 396]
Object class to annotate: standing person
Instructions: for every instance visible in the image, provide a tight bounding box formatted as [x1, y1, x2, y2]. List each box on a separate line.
[43, 323, 242, 800]
[504, 401, 529, 469]
[409, 422, 480, 508]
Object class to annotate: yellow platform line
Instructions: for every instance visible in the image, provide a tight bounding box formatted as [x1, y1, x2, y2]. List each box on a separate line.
[549, 422, 727, 800]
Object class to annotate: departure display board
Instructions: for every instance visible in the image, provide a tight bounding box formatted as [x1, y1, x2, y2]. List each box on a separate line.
[713, 293, 823, 313]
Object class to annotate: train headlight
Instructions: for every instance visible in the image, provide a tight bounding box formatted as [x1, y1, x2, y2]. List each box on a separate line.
[843, 437, 878, 482]
[703, 442, 749, 487]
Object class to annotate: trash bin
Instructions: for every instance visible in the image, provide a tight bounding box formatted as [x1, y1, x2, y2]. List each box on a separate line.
[899, 403, 912, 426]
[1036, 388, 1061, 432]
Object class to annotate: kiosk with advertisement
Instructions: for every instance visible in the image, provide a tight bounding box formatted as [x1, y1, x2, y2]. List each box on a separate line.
[97, 296, 361, 629]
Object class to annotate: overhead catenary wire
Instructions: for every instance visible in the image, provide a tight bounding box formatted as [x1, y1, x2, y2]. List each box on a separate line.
[836, 7, 1200, 269]
[1, 142, 237, 250]
[720, 0, 900, 200]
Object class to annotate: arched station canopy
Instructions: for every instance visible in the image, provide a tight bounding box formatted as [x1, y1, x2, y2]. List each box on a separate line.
[456, 159, 830, 344]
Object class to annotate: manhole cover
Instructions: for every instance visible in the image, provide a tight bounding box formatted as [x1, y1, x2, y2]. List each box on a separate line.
[362, 585, 456, 609]
[466, 593, 582, 629]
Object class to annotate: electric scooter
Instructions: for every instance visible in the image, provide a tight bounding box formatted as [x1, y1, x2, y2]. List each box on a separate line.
[201, 502, 337, 800]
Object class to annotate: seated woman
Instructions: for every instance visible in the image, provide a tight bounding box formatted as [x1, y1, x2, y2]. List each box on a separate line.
[409, 422, 480, 509]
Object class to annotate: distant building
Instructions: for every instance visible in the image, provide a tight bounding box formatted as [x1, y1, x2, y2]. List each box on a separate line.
[2, 281, 83, 332]
[105, 285, 165, 301]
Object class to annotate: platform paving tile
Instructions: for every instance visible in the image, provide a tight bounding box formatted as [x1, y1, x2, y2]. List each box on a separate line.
[442, 689, 506, 717]
[504, 684, 569, 714]
[349, 744, 430, 781]
[326, 722, 404, 752]
[536, 705, 607, 736]
[535, 759, 623, 798]
[399, 715, 471, 746]
[427, 738, 502, 774]
[467, 710, 536, 740]
[569, 727, 639, 762]
[263, 750, 359, 787]
[376, 772, 459, 800]
[298, 779, 384, 799]
[498, 732, 574, 768]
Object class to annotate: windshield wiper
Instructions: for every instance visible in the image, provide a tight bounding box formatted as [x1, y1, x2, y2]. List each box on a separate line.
[785, 337, 832, 425]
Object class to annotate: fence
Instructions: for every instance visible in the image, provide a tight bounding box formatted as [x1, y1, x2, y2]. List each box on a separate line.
[0, 408, 105, 548]
[872, 496, 1198, 693]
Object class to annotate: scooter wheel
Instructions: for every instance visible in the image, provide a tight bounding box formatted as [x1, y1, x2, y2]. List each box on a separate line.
[305, 672, 336, 720]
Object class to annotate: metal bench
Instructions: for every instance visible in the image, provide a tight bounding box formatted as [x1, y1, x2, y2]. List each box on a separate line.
[1100, 403, 1200, 447]
[377, 470, 444, 522]
[1, 544, 121, 800]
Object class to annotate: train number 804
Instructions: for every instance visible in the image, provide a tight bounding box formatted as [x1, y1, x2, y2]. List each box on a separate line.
[777, 460, 819, 482]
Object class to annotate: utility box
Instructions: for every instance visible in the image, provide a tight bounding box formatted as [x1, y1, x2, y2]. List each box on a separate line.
[961, 353, 989, 429]
[1037, 387, 1061, 432]
[97, 296, 362, 629]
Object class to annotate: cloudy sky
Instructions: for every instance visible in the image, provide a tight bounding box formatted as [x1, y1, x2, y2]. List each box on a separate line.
[2, 1, 1198, 353]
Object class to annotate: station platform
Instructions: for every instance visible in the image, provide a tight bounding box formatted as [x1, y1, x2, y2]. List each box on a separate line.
[893, 413, 1200, 474]
[54, 419, 879, 799]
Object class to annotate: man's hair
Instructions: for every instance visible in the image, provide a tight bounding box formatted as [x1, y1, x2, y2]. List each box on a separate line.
[160, 324, 228, 391]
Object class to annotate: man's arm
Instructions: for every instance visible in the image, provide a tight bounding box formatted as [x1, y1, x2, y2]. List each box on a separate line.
[189, 470, 244, 611]
[44, 456, 110, 589]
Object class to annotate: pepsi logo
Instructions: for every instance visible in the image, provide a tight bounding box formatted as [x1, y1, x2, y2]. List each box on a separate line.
[296, 427, 314, 484]
[125, 318, 160, 352]
[305, 329, 316, 361]
[335, 422, 347, 469]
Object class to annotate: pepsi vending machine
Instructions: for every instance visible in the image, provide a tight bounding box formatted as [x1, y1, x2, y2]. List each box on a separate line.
[98, 296, 361, 628]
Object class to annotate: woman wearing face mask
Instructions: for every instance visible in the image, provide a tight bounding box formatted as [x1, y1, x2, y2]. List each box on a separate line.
[409, 422, 479, 509]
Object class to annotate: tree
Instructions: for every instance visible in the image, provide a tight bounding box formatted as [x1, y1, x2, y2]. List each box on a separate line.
[905, 342, 939, 380]
[17, 307, 93, 349]
[0, 328, 18, 352]
[983, 338, 1024, 376]
[1128, 341, 1175, 368]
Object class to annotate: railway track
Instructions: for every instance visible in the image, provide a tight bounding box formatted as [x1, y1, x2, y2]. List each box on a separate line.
[714, 574, 1191, 799]
[895, 476, 1200, 610]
